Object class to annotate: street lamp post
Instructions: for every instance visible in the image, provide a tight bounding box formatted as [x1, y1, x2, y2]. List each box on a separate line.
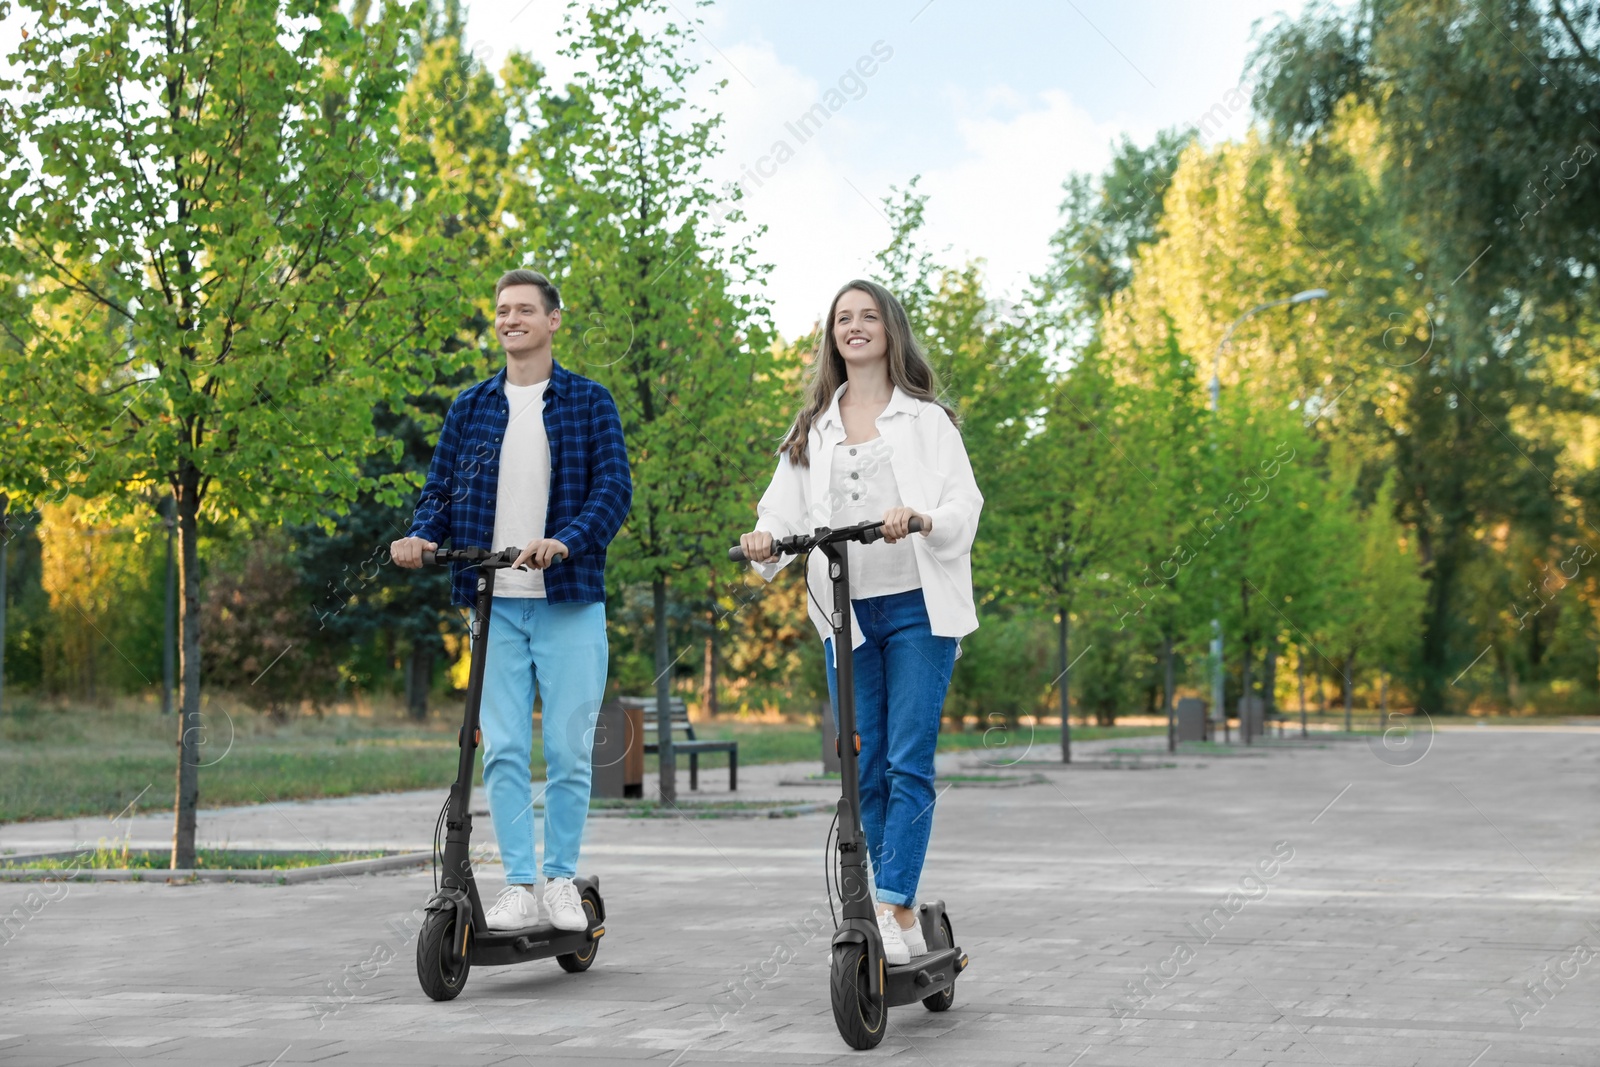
[1209, 288, 1328, 745]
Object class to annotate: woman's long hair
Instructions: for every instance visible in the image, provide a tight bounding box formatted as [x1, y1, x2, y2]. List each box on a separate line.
[780, 279, 957, 466]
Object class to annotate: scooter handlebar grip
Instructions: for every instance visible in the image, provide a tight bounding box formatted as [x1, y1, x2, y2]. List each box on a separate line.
[907, 517, 924, 533]
[728, 545, 748, 563]
[421, 549, 438, 565]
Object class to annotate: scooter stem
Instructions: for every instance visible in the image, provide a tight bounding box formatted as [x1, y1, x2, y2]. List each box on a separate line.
[820, 540, 873, 923]
[443, 567, 497, 894]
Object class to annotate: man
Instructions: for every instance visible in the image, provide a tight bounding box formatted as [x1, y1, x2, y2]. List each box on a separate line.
[392, 269, 631, 932]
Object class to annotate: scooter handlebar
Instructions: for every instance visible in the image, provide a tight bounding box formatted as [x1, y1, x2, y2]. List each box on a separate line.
[727, 518, 922, 563]
[419, 546, 566, 567]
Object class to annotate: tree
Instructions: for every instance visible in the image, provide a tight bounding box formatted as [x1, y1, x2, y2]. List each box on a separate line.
[0, 0, 466, 865]
[517, 0, 778, 801]
[1250, 0, 1600, 712]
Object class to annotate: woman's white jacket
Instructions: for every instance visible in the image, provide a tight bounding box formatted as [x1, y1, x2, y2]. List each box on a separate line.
[750, 383, 983, 649]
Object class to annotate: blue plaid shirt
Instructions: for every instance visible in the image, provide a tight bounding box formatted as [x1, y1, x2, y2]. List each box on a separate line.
[406, 361, 632, 606]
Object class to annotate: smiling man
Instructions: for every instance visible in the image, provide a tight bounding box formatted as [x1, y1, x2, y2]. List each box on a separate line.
[391, 269, 631, 933]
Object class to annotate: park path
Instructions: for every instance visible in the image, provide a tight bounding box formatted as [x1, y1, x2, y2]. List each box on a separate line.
[3, 727, 1599, 1065]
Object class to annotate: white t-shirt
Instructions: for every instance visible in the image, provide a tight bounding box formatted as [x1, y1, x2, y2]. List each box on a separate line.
[831, 440, 922, 600]
[491, 380, 551, 598]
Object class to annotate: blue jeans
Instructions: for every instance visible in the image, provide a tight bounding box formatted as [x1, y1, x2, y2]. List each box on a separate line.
[824, 589, 957, 907]
[479, 597, 608, 884]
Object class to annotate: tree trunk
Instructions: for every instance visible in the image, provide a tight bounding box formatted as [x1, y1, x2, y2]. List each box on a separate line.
[701, 608, 718, 721]
[1162, 631, 1175, 753]
[1297, 651, 1307, 738]
[1380, 671, 1388, 720]
[1263, 644, 1278, 739]
[1241, 639, 1254, 745]
[406, 644, 434, 721]
[84, 539, 97, 704]
[0, 494, 8, 717]
[172, 471, 203, 869]
[1343, 651, 1355, 733]
[654, 578, 676, 803]
[163, 494, 176, 715]
[1416, 510, 1465, 716]
[1058, 606, 1071, 764]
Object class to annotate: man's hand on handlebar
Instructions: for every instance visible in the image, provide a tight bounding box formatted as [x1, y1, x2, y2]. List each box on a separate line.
[738, 530, 777, 564]
[513, 537, 569, 571]
[390, 536, 437, 570]
[881, 507, 932, 544]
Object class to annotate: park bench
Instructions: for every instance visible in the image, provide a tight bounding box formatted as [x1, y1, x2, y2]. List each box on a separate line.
[620, 696, 738, 792]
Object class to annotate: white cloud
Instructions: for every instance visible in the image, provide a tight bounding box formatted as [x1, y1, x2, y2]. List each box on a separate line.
[915, 87, 1138, 309]
[699, 37, 908, 338]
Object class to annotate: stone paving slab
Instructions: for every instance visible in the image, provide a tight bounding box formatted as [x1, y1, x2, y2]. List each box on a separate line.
[3, 728, 1600, 1064]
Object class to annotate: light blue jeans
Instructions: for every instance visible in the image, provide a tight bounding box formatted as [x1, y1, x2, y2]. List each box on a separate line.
[479, 596, 608, 884]
[824, 589, 958, 907]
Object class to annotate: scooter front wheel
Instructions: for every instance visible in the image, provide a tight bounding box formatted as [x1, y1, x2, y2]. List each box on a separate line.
[416, 908, 472, 1001]
[830, 943, 887, 1050]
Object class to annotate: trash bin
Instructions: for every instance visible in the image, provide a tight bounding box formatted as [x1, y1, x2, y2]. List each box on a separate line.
[1176, 697, 1207, 742]
[622, 701, 644, 797]
[1237, 694, 1263, 739]
[821, 706, 840, 775]
[591, 700, 627, 799]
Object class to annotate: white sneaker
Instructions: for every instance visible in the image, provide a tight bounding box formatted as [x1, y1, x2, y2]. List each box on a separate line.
[876, 909, 911, 965]
[486, 884, 538, 931]
[900, 911, 927, 958]
[543, 876, 588, 931]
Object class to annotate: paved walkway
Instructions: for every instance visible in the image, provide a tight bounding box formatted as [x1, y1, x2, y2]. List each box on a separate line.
[3, 727, 1599, 1065]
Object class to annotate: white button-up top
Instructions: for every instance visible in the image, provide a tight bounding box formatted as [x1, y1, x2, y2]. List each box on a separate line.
[750, 383, 984, 649]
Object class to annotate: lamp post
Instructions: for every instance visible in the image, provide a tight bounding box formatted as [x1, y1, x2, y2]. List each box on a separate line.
[1209, 288, 1328, 744]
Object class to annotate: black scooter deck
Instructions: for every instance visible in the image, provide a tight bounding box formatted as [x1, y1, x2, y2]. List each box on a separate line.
[884, 946, 967, 1007]
[473, 921, 604, 967]
[467, 875, 607, 967]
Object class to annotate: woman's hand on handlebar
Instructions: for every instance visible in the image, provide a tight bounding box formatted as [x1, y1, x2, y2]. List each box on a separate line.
[390, 536, 437, 569]
[739, 530, 777, 563]
[881, 507, 932, 544]
[513, 537, 569, 570]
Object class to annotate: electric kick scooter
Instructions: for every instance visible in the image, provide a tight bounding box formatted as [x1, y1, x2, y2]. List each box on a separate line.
[730, 518, 967, 1049]
[413, 546, 606, 1001]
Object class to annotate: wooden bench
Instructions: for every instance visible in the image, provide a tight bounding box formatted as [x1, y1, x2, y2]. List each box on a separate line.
[620, 696, 738, 792]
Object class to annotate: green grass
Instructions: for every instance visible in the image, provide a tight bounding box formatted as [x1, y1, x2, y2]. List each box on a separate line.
[2, 847, 384, 870]
[0, 693, 1467, 825]
[0, 697, 470, 824]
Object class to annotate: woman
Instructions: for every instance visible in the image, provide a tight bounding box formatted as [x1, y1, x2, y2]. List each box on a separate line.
[739, 279, 982, 965]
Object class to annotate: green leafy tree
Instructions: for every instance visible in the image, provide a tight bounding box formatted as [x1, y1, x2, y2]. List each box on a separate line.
[515, 0, 778, 801]
[0, 0, 466, 864]
[1250, 0, 1600, 712]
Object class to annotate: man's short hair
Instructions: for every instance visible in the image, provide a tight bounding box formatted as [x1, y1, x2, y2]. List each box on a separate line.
[494, 269, 561, 313]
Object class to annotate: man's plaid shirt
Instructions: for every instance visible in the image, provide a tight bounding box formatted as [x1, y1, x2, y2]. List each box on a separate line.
[406, 361, 632, 606]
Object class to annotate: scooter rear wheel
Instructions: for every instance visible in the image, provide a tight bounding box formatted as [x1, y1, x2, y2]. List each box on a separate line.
[416, 908, 471, 1001]
[921, 914, 956, 1012]
[556, 890, 602, 974]
[830, 943, 887, 1050]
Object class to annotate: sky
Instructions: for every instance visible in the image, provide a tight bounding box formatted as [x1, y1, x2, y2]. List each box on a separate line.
[0, 0, 1329, 338]
[459, 0, 1327, 337]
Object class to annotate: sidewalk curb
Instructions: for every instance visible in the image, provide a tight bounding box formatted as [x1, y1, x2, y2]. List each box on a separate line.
[0, 850, 430, 884]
